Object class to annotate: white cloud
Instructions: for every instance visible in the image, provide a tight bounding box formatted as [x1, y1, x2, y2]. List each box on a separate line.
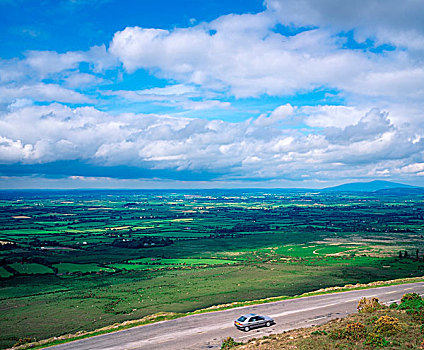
[107, 84, 230, 111]
[0, 83, 93, 104]
[266, 0, 424, 51]
[109, 12, 422, 103]
[1, 2, 422, 123]
[7, 98, 33, 111]
[131, 84, 197, 96]
[1, 1, 424, 186]
[24, 45, 117, 77]
[324, 108, 393, 144]
[346, 67, 424, 99]
[107, 84, 199, 102]
[254, 104, 294, 126]
[0, 103, 423, 184]
[85, 45, 119, 73]
[302, 105, 366, 128]
[0, 45, 119, 108]
[64, 73, 103, 88]
[0, 58, 28, 84]
[0, 136, 33, 162]
[24, 50, 84, 76]
[175, 99, 231, 111]
[400, 163, 424, 174]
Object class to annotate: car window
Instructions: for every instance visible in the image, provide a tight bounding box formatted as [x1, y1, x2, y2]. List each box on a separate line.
[257, 316, 264, 320]
[237, 316, 246, 322]
[248, 317, 255, 322]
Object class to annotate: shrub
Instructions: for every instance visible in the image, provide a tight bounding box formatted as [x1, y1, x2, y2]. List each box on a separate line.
[357, 297, 381, 313]
[311, 330, 328, 335]
[411, 310, 424, 324]
[364, 332, 389, 347]
[398, 293, 424, 324]
[13, 338, 32, 347]
[366, 316, 379, 325]
[329, 328, 346, 339]
[401, 293, 421, 303]
[389, 302, 398, 309]
[373, 315, 402, 335]
[221, 336, 242, 349]
[344, 322, 367, 339]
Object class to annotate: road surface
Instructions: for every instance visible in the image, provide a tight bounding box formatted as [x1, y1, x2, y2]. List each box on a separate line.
[48, 281, 424, 350]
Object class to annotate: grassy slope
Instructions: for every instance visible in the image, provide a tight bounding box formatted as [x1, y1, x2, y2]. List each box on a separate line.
[2, 254, 424, 349]
[8, 277, 424, 350]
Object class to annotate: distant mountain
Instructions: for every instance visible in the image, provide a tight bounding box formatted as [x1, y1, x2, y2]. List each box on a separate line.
[374, 187, 424, 196]
[322, 180, 419, 192]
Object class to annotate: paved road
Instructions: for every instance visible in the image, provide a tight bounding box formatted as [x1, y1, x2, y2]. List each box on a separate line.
[48, 282, 424, 350]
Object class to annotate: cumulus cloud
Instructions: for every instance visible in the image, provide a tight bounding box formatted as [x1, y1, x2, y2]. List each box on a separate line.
[23, 45, 117, 77]
[0, 136, 33, 162]
[324, 108, 393, 144]
[2, 2, 423, 113]
[24, 50, 85, 76]
[254, 104, 294, 126]
[346, 67, 424, 99]
[109, 22, 358, 97]
[0, 103, 423, 184]
[1, 1, 424, 186]
[0, 44, 118, 108]
[400, 163, 424, 174]
[108, 10, 424, 104]
[266, 0, 424, 51]
[64, 72, 104, 88]
[302, 105, 367, 128]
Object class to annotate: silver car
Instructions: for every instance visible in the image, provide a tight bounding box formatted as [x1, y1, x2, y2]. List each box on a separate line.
[234, 313, 274, 331]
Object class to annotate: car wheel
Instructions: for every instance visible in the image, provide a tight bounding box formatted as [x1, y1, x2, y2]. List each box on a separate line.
[266, 321, 271, 327]
[244, 326, 250, 332]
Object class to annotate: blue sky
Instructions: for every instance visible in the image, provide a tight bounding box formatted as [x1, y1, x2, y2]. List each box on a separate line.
[1, 0, 424, 189]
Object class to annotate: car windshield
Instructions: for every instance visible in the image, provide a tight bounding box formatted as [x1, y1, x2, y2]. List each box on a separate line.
[237, 316, 247, 322]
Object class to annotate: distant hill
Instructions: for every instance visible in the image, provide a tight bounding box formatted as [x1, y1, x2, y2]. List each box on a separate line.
[322, 180, 419, 192]
[374, 187, 424, 196]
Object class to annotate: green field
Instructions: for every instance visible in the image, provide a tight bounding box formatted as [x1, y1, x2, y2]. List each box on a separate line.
[0, 189, 424, 349]
[53, 263, 115, 274]
[0, 266, 12, 278]
[8, 263, 53, 275]
[110, 257, 239, 271]
[127, 257, 238, 265]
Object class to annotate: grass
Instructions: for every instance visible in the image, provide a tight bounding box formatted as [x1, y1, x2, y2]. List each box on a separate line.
[109, 257, 238, 271]
[127, 257, 238, 265]
[1, 250, 423, 349]
[8, 263, 53, 275]
[0, 266, 12, 278]
[53, 263, 114, 274]
[1, 190, 424, 349]
[0, 262, 356, 348]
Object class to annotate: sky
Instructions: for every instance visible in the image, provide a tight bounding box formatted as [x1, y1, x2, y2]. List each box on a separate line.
[1, 0, 424, 189]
